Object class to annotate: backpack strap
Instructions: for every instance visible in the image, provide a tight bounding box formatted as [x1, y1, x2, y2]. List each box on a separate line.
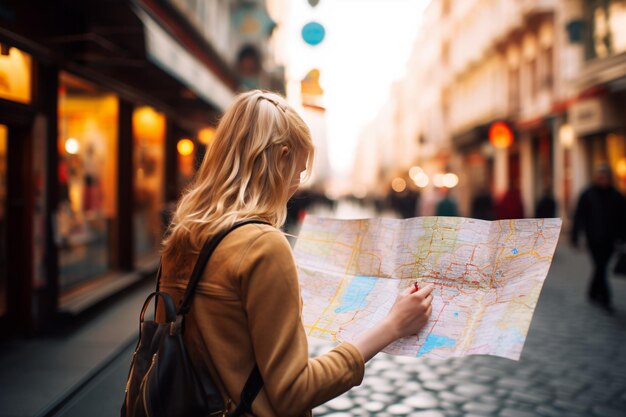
[229, 365, 263, 417]
[176, 219, 269, 416]
[177, 219, 269, 315]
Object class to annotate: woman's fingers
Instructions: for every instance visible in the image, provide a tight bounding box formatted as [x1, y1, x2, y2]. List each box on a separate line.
[413, 284, 434, 300]
[405, 282, 434, 296]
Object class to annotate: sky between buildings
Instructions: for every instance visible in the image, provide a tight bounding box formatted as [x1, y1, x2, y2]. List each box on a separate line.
[282, 0, 429, 179]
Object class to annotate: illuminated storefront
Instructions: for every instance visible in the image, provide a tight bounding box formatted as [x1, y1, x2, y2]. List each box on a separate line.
[588, 132, 626, 193]
[0, 0, 239, 335]
[576, 0, 626, 197]
[133, 106, 165, 264]
[57, 73, 119, 291]
[0, 44, 35, 332]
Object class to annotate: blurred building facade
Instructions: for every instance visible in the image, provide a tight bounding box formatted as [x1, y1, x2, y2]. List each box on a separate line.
[366, 0, 626, 222]
[0, 0, 283, 335]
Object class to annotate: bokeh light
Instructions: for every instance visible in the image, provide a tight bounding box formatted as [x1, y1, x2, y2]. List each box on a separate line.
[442, 173, 459, 188]
[64, 137, 79, 155]
[177, 138, 194, 156]
[391, 177, 407, 193]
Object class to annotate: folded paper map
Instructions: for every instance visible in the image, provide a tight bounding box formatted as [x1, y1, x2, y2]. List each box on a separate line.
[294, 216, 561, 360]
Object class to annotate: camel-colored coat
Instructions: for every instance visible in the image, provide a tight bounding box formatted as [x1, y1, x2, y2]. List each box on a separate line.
[160, 223, 364, 417]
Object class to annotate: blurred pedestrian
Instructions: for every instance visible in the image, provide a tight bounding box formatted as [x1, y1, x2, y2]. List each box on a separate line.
[535, 185, 557, 218]
[495, 188, 524, 220]
[435, 189, 458, 216]
[157, 90, 434, 416]
[390, 186, 420, 219]
[571, 164, 626, 313]
[470, 186, 494, 220]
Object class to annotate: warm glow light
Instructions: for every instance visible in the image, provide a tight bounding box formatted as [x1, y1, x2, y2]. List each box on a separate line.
[133, 106, 165, 143]
[177, 138, 194, 156]
[414, 172, 429, 188]
[433, 173, 445, 188]
[442, 173, 459, 188]
[0, 46, 32, 104]
[409, 166, 423, 180]
[65, 137, 80, 155]
[559, 123, 575, 149]
[617, 158, 626, 178]
[489, 121, 514, 149]
[198, 127, 216, 146]
[391, 177, 407, 192]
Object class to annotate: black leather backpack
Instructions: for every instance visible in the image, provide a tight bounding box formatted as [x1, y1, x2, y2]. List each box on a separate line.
[121, 220, 267, 417]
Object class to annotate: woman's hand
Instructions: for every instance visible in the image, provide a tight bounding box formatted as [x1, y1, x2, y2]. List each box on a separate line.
[351, 283, 434, 362]
[383, 284, 434, 340]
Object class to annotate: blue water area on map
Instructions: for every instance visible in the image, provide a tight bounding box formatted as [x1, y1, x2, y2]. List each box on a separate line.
[417, 334, 456, 357]
[512, 248, 519, 254]
[335, 276, 377, 313]
[454, 312, 459, 317]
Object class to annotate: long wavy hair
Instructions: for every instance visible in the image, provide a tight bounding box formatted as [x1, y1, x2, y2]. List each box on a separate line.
[161, 90, 314, 260]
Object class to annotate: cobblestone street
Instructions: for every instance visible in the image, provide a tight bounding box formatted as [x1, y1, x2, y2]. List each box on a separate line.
[310, 243, 626, 417]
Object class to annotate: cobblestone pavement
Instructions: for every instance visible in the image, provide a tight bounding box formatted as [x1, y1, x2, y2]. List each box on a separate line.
[309, 244, 626, 417]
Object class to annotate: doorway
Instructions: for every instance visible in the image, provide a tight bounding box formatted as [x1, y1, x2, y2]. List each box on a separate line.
[0, 120, 34, 335]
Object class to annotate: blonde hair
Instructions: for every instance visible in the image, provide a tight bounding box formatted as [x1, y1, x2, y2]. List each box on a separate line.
[162, 90, 314, 260]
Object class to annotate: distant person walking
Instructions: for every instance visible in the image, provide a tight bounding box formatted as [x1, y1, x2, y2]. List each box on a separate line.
[495, 188, 524, 220]
[435, 189, 458, 217]
[470, 187, 494, 220]
[571, 164, 626, 313]
[535, 186, 557, 218]
[390, 187, 420, 219]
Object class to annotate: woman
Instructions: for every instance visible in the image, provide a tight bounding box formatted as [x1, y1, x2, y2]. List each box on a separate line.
[160, 90, 433, 417]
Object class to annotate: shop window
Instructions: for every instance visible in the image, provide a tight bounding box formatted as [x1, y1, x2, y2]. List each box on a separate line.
[57, 73, 118, 292]
[587, 0, 626, 59]
[0, 124, 6, 317]
[132, 106, 165, 263]
[0, 46, 31, 104]
[606, 133, 626, 193]
[609, 0, 626, 54]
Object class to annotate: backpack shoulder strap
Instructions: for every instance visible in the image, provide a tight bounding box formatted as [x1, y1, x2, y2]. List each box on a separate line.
[177, 219, 270, 315]
[178, 219, 269, 415]
[228, 365, 263, 417]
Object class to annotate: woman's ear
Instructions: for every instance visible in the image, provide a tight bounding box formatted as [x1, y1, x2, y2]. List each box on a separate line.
[280, 146, 289, 158]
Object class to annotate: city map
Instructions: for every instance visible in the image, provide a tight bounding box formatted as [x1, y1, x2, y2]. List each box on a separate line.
[294, 216, 562, 360]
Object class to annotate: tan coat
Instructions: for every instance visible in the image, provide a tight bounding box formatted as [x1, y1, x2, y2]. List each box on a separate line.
[160, 223, 365, 417]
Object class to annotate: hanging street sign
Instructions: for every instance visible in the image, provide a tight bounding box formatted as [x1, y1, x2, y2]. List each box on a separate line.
[301, 21, 325, 46]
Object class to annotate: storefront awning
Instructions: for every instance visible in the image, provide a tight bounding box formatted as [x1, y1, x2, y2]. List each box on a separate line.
[135, 7, 235, 111]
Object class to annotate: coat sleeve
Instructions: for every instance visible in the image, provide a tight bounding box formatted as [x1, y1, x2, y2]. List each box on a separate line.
[238, 230, 365, 416]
